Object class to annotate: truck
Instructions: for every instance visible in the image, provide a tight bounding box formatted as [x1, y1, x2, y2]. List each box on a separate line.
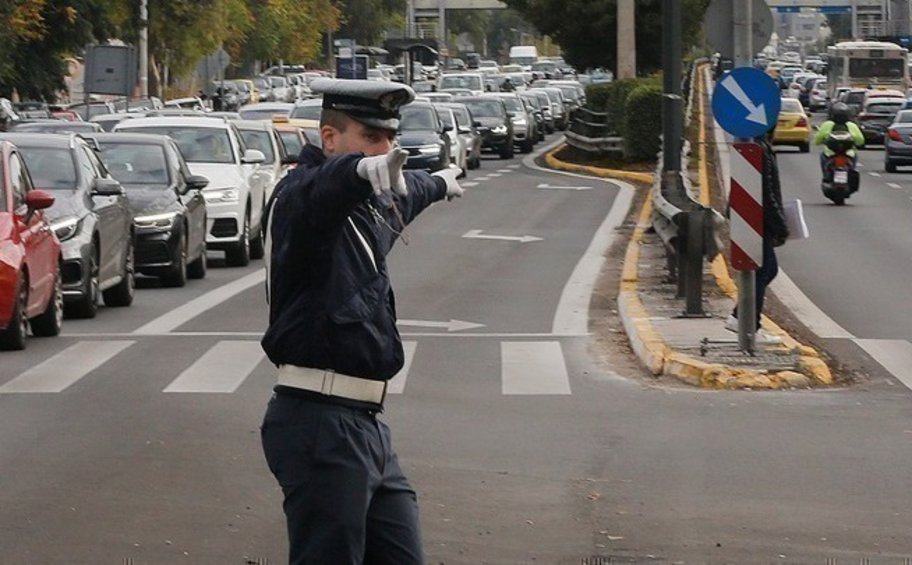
[509, 45, 538, 70]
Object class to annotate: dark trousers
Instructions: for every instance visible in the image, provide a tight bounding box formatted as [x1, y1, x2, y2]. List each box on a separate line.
[732, 240, 778, 330]
[261, 394, 424, 565]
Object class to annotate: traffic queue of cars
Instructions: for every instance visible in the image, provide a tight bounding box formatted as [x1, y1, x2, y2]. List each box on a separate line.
[0, 109, 302, 350]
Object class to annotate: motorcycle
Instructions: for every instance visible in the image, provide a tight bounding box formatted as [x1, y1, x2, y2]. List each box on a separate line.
[821, 130, 860, 206]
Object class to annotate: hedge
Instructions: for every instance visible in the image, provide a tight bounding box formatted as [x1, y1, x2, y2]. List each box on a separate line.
[623, 84, 664, 161]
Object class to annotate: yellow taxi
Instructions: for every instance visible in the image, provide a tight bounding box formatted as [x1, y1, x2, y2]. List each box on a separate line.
[773, 97, 811, 152]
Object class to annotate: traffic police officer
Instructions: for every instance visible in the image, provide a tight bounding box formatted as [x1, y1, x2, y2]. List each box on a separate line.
[260, 78, 464, 565]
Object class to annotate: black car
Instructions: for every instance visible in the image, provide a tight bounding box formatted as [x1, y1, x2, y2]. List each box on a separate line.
[397, 101, 451, 172]
[91, 133, 209, 287]
[857, 99, 904, 145]
[454, 95, 514, 159]
[0, 133, 134, 318]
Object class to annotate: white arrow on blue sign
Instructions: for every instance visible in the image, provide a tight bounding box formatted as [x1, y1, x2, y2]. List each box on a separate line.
[711, 67, 781, 139]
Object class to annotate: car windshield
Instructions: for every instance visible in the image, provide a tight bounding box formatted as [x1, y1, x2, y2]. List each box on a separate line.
[98, 143, 170, 186]
[279, 130, 303, 155]
[867, 102, 903, 114]
[451, 107, 471, 126]
[440, 75, 482, 91]
[845, 92, 866, 104]
[780, 99, 803, 113]
[436, 109, 454, 128]
[400, 106, 437, 131]
[500, 97, 523, 113]
[240, 107, 291, 121]
[238, 130, 275, 164]
[556, 86, 579, 101]
[290, 105, 321, 120]
[17, 147, 77, 190]
[123, 126, 235, 163]
[462, 100, 504, 118]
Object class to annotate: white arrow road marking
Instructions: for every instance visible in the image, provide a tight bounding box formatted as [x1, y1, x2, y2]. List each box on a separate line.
[462, 229, 543, 243]
[720, 74, 767, 126]
[537, 183, 592, 190]
[396, 319, 486, 332]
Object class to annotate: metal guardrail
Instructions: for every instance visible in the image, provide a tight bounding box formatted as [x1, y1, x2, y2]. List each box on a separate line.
[565, 107, 623, 155]
[651, 141, 722, 317]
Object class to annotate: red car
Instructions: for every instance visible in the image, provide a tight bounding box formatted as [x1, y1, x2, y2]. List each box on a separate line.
[0, 141, 63, 350]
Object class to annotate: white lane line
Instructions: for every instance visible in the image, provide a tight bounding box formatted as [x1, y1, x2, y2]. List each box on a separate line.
[870, 172, 882, 177]
[888, 182, 902, 189]
[769, 271, 854, 339]
[497, 169, 512, 173]
[461, 182, 479, 187]
[387, 341, 416, 394]
[489, 172, 503, 177]
[134, 269, 265, 335]
[0, 341, 134, 393]
[163, 341, 265, 393]
[473, 176, 490, 182]
[502, 341, 571, 395]
[854, 339, 912, 391]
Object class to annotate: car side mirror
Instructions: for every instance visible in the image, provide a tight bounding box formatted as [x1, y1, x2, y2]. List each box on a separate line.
[281, 153, 298, 165]
[242, 149, 266, 164]
[25, 189, 55, 211]
[186, 174, 209, 191]
[92, 177, 125, 196]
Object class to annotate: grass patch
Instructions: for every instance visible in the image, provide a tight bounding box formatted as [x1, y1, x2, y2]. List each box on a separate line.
[553, 144, 654, 172]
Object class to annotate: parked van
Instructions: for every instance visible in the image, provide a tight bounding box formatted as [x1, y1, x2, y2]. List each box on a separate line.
[509, 45, 539, 69]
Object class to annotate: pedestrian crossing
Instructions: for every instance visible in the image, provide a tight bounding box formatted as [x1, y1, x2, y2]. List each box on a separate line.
[0, 339, 577, 396]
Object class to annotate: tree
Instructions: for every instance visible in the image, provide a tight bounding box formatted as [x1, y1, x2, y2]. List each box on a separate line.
[334, 0, 404, 46]
[243, 0, 340, 66]
[501, 0, 710, 73]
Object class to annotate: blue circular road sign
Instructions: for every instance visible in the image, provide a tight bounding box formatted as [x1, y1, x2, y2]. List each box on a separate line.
[711, 67, 781, 139]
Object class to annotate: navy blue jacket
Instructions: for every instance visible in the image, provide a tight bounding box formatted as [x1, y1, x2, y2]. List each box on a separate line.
[261, 145, 447, 380]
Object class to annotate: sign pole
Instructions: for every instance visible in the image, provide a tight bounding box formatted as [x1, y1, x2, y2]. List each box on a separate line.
[733, 0, 757, 353]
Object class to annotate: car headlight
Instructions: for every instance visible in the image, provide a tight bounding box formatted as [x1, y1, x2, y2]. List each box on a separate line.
[492, 125, 507, 134]
[134, 211, 178, 229]
[418, 144, 442, 155]
[51, 217, 83, 242]
[203, 188, 240, 203]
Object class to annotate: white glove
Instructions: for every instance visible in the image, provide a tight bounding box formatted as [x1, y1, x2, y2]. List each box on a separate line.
[356, 148, 409, 197]
[432, 167, 464, 201]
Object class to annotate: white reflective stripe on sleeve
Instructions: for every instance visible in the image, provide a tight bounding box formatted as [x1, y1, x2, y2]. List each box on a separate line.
[264, 200, 278, 305]
[348, 216, 378, 273]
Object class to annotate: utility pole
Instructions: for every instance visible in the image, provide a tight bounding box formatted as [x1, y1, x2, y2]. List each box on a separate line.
[617, 0, 636, 79]
[733, 0, 756, 352]
[139, 0, 148, 98]
[662, 0, 682, 176]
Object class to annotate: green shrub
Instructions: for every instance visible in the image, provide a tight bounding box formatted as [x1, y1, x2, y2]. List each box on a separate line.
[623, 84, 665, 161]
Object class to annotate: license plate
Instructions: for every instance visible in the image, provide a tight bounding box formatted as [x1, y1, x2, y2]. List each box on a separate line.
[834, 170, 849, 184]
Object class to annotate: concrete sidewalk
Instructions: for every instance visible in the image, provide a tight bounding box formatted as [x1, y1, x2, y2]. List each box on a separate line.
[547, 66, 832, 390]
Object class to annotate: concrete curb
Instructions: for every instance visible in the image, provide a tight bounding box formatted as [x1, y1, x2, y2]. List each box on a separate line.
[543, 65, 833, 389]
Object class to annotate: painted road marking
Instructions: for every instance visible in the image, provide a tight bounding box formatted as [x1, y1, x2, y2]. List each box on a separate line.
[0, 341, 134, 393]
[870, 172, 882, 177]
[164, 341, 265, 393]
[854, 339, 912, 391]
[769, 271, 854, 339]
[489, 173, 503, 177]
[134, 269, 265, 335]
[387, 341, 416, 395]
[462, 229, 542, 243]
[461, 182, 479, 187]
[398, 319, 485, 332]
[502, 341, 571, 395]
[888, 182, 902, 189]
[497, 169, 512, 173]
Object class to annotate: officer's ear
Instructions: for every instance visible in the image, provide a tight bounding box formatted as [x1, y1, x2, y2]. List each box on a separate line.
[321, 125, 338, 156]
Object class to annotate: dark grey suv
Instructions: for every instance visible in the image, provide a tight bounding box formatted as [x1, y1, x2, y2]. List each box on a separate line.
[0, 133, 135, 318]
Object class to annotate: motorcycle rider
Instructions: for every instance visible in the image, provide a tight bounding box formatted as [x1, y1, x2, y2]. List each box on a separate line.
[813, 101, 864, 180]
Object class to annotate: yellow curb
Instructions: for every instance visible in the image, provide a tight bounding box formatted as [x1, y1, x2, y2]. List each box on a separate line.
[544, 146, 655, 184]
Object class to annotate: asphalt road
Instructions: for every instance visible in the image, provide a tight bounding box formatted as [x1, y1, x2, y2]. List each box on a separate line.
[1, 132, 911, 564]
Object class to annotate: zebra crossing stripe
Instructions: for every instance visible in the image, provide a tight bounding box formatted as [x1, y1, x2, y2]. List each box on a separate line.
[501, 341, 571, 395]
[163, 341, 265, 393]
[0, 341, 134, 393]
[386, 341, 417, 395]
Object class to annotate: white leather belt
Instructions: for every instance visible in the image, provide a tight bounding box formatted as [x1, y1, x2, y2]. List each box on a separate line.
[277, 365, 386, 404]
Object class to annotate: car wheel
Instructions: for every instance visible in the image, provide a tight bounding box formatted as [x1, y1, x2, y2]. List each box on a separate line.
[226, 211, 251, 267]
[499, 141, 514, 159]
[187, 245, 207, 280]
[521, 138, 534, 153]
[0, 275, 28, 350]
[161, 231, 188, 288]
[66, 247, 99, 319]
[249, 223, 265, 260]
[104, 237, 135, 307]
[885, 159, 897, 173]
[799, 142, 809, 153]
[30, 270, 63, 337]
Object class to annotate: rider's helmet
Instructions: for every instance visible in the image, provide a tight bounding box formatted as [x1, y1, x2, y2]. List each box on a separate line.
[830, 102, 850, 125]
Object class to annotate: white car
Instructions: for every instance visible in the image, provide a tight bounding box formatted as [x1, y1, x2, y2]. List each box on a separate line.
[234, 119, 291, 202]
[434, 106, 467, 177]
[114, 116, 267, 266]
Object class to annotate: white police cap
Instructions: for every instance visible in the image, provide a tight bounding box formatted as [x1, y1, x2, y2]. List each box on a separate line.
[310, 78, 416, 131]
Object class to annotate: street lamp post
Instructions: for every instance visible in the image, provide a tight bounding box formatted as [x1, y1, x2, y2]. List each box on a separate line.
[139, 0, 148, 98]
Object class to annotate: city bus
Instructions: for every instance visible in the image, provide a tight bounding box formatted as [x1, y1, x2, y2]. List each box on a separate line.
[826, 40, 910, 99]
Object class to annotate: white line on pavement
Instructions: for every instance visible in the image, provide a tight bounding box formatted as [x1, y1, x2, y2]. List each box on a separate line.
[502, 341, 571, 394]
[163, 341, 265, 393]
[769, 272, 854, 339]
[461, 182, 479, 187]
[133, 269, 265, 335]
[386, 341, 416, 394]
[888, 182, 902, 189]
[497, 169, 512, 173]
[870, 172, 882, 177]
[488, 173, 503, 177]
[0, 341, 134, 393]
[853, 339, 912, 391]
